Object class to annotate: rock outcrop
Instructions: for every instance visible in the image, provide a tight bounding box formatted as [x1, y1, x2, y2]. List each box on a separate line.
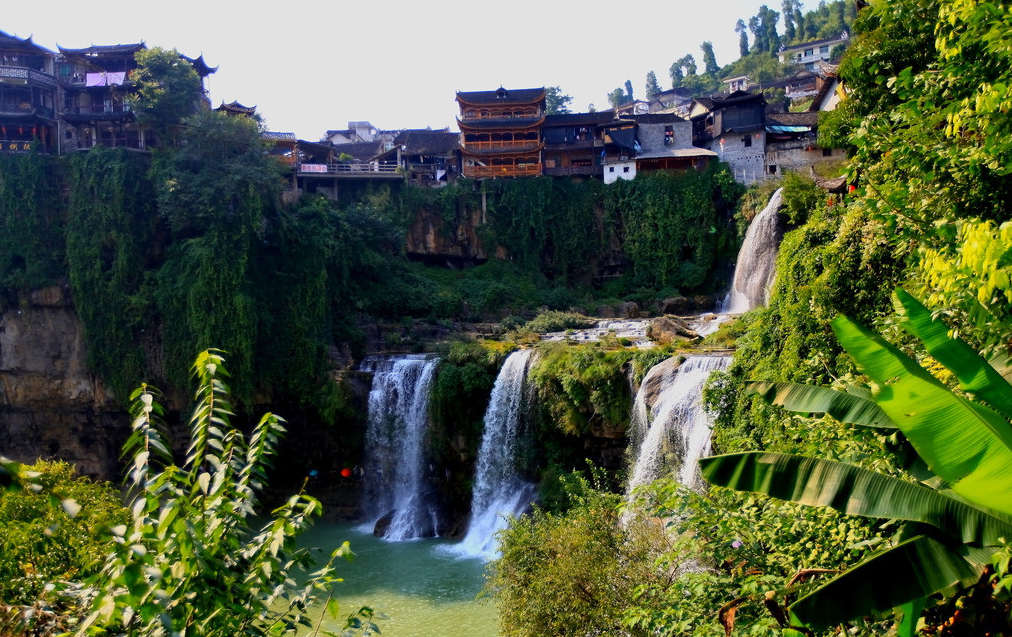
[0, 285, 127, 480]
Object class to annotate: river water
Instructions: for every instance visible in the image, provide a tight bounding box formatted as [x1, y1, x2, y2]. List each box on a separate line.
[300, 521, 497, 636]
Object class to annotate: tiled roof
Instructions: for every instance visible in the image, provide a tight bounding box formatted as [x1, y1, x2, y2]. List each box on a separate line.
[456, 87, 545, 105]
[0, 31, 52, 54]
[457, 116, 544, 130]
[627, 112, 686, 124]
[331, 140, 386, 161]
[543, 112, 615, 127]
[394, 130, 460, 155]
[765, 111, 819, 127]
[263, 132, 297, 141]
[58, 43, 146, 57]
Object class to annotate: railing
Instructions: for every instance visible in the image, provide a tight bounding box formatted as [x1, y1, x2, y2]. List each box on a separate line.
[461, 140, 541, 152]
[463, 164, 542, 179]
[67, 104, 131, 116]
[0, 103, 55, 118]
[544, 139, 601, 151]
[0, 66, 58, 87]
[297, 162, 401, 176]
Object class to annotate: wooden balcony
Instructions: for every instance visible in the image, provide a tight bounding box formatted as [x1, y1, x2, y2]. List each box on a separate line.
[461, 140, 541, 153]
[463, 163, 542, 179]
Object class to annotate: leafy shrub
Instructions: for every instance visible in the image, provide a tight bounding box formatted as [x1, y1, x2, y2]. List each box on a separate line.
[524, 311, 594, 333]
[77, 350, 372, 637]
[0, 461, 127, 605]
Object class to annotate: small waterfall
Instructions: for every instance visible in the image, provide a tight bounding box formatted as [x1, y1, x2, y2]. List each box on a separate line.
[627, 355, 732, 493]
[722, 188, 785, 314]
[456, 349, 537, 559]
[360, 354, 439, 541]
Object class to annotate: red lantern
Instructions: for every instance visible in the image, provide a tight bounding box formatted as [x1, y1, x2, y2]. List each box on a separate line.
[848, 184, 856, 192]
[340, 467, 352, 478]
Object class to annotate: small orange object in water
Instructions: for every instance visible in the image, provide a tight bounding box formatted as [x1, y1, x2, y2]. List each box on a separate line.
[340, 467, 352, 478]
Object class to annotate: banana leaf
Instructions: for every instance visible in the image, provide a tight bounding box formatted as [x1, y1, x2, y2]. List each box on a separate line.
[831, 315, 1012, 516]
[747, 381, 894, 428]
[697, 452, 1012, 547]
[894, 288, 1012, 421]
[788, 535, 980, 630]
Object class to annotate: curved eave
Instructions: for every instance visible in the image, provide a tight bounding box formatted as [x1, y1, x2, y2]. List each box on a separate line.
[459, 142, 544, 156]
[457, 116, 545, 131]
[456, 96, 545, 109]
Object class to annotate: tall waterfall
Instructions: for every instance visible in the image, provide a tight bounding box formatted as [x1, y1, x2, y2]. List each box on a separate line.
[360, 354, 439, 541]
[456, 349, 537, 559]
[722, 188, 785, 314]
[627, 355, 732, 493]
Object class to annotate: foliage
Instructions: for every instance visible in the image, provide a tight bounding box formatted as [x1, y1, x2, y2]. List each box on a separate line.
[644, 72, 662, 99]
[0, 151, 64, 308]
[154, 111, 283, 397]
[486, 471, 655, 637]
[129, 47, 204, 145]
[77, 350, 371, 637]
[700, 291, 1012, 632]
[603, 165, 743, 293]
[0, 461, 127, 605]
[916, 218, 1012, 357]
[545, 86, 573, 115]
[624, 481, 881, 637]
[523, 311, 594, 334]
[529, 342, 634, 436]
[65, 147, 160, 399]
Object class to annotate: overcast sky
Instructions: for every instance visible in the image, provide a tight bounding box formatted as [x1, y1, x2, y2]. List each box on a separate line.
[7, 0, 769, 140]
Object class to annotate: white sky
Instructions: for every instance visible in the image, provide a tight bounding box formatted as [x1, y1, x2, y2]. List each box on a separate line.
[6, 0, 767, 140]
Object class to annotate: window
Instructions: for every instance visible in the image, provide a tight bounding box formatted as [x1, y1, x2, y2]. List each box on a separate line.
[804, 49, 813, 57]
[609, 167, 615, 173]
[823, 147, 832, 157]
[742, 135, 752, 148]
[767, 164, 778, 175]
[623, 166, 630, 173]
[820, 45, 829, 54]
[664, 126, 674, 145]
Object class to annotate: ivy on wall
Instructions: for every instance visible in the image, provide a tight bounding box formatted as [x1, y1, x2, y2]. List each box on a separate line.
[0, 152, 64, 308]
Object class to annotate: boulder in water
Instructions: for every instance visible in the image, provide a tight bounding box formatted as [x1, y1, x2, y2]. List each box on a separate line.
[619, 301, 641, 319]
[647, 317, 700, 344]
[373, 508, 437, 539]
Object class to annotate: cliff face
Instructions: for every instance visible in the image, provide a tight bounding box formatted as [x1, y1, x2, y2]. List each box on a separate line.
[0, 285, 127, 480]
[404, 203, 488, 266]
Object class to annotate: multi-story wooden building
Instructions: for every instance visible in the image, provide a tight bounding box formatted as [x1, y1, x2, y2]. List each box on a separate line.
[58, 43, 215, 151]
[456, 86, 545, 179]
[0, 31, 58, 153]
[542, 111, 612, 177]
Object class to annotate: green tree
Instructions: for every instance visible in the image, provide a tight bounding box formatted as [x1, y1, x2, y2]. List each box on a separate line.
[77, 350, 378, 637]
[607, 87, 628, 109]
[700, 41, 720, 77]
[545, 86, 573, 115]
[624, 79, 635, 103]
[736, 19, 750, 58]
[154, 110, 283, 397]
[129, 47, 203, 146]
[645, 71, 662, 99]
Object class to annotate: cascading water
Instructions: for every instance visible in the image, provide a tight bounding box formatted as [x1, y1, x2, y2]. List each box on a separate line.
[722, 187, 785, 314]
[627, 355, 732, 493]
[455, 349, 537, 559]
[360, 354, 439, 541]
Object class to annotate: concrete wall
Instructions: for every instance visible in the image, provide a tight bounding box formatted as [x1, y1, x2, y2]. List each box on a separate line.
[703, 129, 766, 184]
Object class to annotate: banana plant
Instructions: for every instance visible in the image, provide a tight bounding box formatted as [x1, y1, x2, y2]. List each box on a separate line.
[699, 289, 1012, 632]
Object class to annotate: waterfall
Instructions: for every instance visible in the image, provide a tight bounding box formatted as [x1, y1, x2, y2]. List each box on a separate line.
[360, 354, 439, 541]
[456, 349, 537, 559]
[627, 355, 732, 493]
[722, 188, 785, 314]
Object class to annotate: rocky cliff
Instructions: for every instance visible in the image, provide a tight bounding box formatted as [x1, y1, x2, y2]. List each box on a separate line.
[0, 285, 128, 480]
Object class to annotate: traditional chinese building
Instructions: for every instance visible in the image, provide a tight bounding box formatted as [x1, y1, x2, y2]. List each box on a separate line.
[456, 86, 545, 179]
[542, 111, 612, 177]
[0, 30, 58, 153]
[58, 43, 215, 151]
